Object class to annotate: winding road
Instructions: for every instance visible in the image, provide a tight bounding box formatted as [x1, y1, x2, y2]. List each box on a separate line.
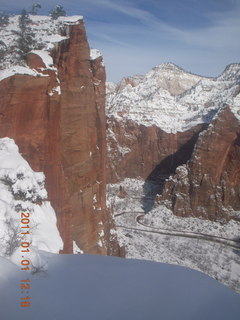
[115, 210, 240, 250]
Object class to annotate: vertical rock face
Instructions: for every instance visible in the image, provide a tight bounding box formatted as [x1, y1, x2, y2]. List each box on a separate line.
[0, 19, 108, 254]
[160, 106, 240, 221]
[107, 118, 206, 182]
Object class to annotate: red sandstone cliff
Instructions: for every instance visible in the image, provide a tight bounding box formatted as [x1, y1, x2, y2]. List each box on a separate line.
[0, 19, 109, 254]
[159, 106, 240, 221]
[107, 118, 206, 182]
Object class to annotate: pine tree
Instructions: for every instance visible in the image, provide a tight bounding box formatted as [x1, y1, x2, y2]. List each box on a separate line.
[0, 12, 9, 27]
[18, 9, 32, 31]
[50, 5, 66, 20]
[0, 40, 7, 61]
[30, 3, 41, 15]
[12, 9, 36, 60]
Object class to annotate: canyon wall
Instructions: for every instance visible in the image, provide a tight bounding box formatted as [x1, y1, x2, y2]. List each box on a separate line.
[107, 118, 206, 182]
[159, 106, 240, 221]
[0, 19, 109, 254]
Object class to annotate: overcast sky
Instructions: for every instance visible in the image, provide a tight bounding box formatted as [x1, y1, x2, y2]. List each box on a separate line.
[1, 0, 240, 82]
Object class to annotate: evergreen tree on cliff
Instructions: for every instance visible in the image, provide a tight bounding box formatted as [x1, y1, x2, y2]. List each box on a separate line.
[0, 41, 7, 61]
[30, 3, 42, 15]
[0, 13, 9, 64]
[0, 12, 9, 27]
[12, 9, 36, 60]
[50, 5, 66, 19]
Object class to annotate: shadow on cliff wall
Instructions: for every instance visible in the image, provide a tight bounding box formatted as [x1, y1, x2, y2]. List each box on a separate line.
[142, 128, 207, 213]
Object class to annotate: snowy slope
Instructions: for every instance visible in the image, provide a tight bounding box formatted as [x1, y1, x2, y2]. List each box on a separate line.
[106, 81, 117, 94]
[107, 63, 240, 133]
[107, 178, 240, 293]
[0, 138, 63, 270]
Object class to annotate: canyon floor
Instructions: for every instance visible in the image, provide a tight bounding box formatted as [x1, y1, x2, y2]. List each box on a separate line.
[107, 178, 240, 293]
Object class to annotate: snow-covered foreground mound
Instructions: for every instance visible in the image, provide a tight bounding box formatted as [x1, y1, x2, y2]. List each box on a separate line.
[0, 138, 63, 271]
[1, 252, 240, 320]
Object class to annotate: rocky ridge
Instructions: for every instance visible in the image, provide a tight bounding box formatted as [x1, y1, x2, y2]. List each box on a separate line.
[107, 62, 240, 133]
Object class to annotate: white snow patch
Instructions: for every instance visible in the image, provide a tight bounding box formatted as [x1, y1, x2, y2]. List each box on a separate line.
[58, 16, 83, 23]
[90, 48, 102, 60]
[231, 92, 240, 120]
[73, 241, 84, 254]
[99, 230, 104, 238]
[31, 50, 54, 68]
[48, 86, 61, 96]
[97, 239, 103, 247]
[0, 137, 63, 270]
[0, 66, 46, 81]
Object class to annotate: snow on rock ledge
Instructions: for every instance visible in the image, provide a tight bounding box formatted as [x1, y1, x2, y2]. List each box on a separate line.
[0, 65, 47, 82]
[0, 15, 83, 79]
[0, 138, 63, 268]
[58, 16, 83, 24]
[90, 49, 103, 60]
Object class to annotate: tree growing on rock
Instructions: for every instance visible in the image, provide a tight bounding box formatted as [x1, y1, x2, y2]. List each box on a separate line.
[12, 9, 36, 60]
[30, 3, 42, 15]
[0, 12, 9, 27]
[50, 5, 66, 19]
[0, 40, 7, 62]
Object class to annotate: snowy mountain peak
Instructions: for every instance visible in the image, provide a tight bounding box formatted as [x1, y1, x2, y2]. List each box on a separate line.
[153, 62, 185, 72]
[143, 62, 203, 96]
[107, 63, 240, 133]
[218, 63, 240, 81]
